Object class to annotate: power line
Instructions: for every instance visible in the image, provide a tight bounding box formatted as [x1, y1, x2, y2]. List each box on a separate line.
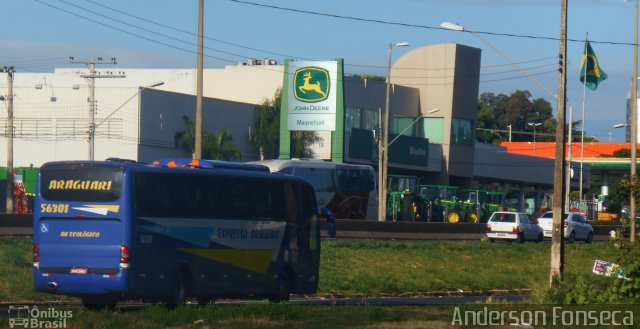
[80, 0, 306, 61]
[32, 0, 566, 88]
[61, 0, 561, 73]
[226, 0, 637, 46]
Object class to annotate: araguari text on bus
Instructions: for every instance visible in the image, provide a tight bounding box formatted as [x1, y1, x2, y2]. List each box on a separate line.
[48, 179, 113, 191]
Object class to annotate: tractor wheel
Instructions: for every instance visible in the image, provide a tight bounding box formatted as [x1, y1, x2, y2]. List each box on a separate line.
[447, 211, 461, 223]
[402, 195, 418, 222]
[467, 213, 479, 224]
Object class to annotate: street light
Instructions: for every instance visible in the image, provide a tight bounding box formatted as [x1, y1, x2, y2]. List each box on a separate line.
[440, 22, 556, 99]
[614, 124, 630, 143]
[379, 41, 410, 222]
[93, 81, 164, 158]
[528, 122, 542, 154]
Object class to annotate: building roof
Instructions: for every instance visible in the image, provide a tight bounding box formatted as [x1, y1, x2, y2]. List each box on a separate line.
[500, 142, 634, 159]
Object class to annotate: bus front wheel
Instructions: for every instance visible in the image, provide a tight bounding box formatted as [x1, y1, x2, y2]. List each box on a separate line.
[269, 269, 292, 303]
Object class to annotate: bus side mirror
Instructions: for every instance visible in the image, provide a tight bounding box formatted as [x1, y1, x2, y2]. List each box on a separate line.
[319, 207, 336, 238]
[319, 208, 335, 222]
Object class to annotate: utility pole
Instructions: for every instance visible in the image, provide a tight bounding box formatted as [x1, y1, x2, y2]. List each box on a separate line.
[381, 43, 393, 222]
[195, 0, 204, 159]
[381, 42, 409, 221]
[378, 107, 384, 221]
[630, 0, 638, 243]
[2, 66, 15, 214]
[70, 57, 122, 160]
[550, 0, 568, 283]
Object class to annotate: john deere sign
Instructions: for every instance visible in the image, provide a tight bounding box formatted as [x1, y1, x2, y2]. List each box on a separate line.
[293, 67, 330, 102]
[285, 61, 338, 131]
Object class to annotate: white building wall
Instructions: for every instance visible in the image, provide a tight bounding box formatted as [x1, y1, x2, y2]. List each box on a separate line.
[0, 64, 284, 167]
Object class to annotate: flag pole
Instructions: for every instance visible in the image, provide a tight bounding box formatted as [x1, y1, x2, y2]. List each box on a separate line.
[579, 33, 589, 211]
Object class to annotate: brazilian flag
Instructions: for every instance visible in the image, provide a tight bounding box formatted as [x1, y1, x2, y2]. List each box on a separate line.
[580, 40, 607, 91]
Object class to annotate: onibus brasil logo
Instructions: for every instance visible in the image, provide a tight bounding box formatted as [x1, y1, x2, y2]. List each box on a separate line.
[293, 67, 330, 103]
[8, 305, 72, 328]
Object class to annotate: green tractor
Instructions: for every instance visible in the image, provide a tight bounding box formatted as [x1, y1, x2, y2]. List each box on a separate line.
[415, 185, 459, 223]
[486, 191, 514, 213]
[386, 175, 419, 221]
[460, 190, 486, 224]
[460, 190, 514, 223]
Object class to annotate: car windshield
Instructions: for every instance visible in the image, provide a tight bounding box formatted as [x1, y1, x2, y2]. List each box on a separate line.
[541, 212, 573, 220]
[491, 213, 516, 223]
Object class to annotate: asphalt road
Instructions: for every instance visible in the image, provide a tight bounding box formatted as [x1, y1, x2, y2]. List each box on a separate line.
[0, 294, 530, 313]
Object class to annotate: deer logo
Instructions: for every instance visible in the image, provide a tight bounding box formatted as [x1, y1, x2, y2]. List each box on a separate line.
[299, 72, 326, 97]
[294, 67, 330, 102]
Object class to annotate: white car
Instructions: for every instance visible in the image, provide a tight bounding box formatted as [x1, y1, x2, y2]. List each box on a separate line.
[486, 211, 543, 243]
[537, 211, 593, 243]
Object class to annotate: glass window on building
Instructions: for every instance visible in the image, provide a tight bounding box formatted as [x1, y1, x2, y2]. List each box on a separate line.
[423, 117, 444, 144]
[363, 109, 378, 130]
[345, 107, 354, 133]
[344, 107, 362, 131]
[393, 117, 416, 136]
[346, 107, 378, 133]
[452, 119, 474, 146]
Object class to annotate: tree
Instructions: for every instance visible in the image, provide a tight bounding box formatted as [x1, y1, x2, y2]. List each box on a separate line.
[207, 128, 242, 160]
[291, 131, 319, 158]
[251, 89, 317, 159]
[612, 148, 640, 158]
[174, 115, 242, 161]
[476, 96, 499, 144]
[251, 89, 281, 160]
[477, 90, 555, 143]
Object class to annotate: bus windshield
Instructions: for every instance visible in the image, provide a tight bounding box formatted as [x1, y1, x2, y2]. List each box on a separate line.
[255, 160, 378, 220]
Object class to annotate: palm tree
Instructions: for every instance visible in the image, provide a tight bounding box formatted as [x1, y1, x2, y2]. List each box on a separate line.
[207, 128, 242, 160]
[175, 115, 242, 160]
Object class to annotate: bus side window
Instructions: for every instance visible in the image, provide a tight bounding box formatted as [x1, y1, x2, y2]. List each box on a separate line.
[254, 181, 286, 221]
[299, 184, 314, 256]
[230, 180, 255, 219]
[283, 182, 298, 224]
[283, 182, 296, 262]
[205, 176, 229, 218]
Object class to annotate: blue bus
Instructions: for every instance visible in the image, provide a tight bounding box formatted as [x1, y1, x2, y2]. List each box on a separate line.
[33, 158, 321, 307]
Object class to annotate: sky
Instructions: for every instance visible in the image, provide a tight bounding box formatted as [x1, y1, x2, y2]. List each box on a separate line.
[1, 0, 637, 142]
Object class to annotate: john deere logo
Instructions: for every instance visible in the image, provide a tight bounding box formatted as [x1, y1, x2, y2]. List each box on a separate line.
[294, 67, 330, 102]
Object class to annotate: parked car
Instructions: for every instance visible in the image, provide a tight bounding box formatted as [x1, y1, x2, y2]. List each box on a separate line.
[537, 211, 593, 243]
[486, 211, 543, 243]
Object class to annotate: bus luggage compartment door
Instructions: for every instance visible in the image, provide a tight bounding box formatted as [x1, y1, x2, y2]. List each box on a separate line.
[36, 218, 123, 275]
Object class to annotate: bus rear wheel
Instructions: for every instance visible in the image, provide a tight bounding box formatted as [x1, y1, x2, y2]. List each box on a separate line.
[167, 271, 190, 307]
[81, 295, 117, 311]
[196, 297, 216, 306]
